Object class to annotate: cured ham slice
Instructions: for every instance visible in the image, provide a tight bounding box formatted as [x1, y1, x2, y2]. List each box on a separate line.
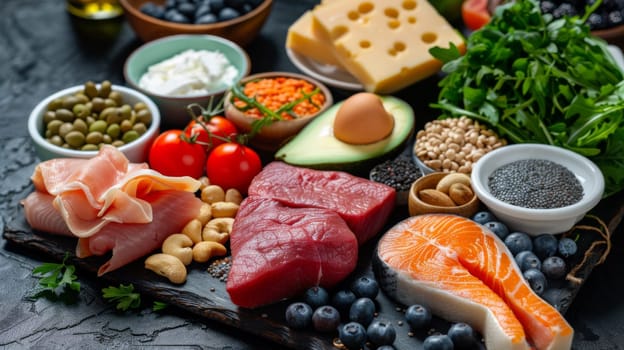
[30, 145, 200, 237]
[248, 161, 395, 244]
[21, 145, 203, 275]
[374, 214, 573, 350]
[226, 196, 358, 308]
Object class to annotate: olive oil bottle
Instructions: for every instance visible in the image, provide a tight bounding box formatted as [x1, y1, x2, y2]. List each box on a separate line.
[66, 0, 123, 20]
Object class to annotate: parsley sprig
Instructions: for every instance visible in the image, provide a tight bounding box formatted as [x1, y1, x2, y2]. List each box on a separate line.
[102, 284, 142, 311]
[31, 252, 81, 303]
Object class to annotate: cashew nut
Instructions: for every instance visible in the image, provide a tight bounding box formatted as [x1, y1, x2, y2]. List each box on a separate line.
[182, 218, 203, 244]
[198, 176, 211, 190]
[192, 241, 227, 263]
[224, 188, 243, 205]
[162, 233, 194, 265]
[145, 253, 187, 284]
[211, 201, 239, 218]
[196, 202, 212, 226]
[202, 217, 234, 244]
[201, 185, 225, 204]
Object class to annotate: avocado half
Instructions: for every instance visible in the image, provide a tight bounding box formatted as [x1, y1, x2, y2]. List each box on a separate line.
[274, 95, 415, 176]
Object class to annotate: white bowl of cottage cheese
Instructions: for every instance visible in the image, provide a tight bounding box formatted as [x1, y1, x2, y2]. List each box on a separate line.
[124, 34, 250, 129]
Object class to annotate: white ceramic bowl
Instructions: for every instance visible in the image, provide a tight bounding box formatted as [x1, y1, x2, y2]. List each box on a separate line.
[471, 143, 604, 235]
[123, 34, 250, 129]
[28, 84, 160, 163]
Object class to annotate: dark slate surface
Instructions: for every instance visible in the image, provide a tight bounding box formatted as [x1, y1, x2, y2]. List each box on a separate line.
[1, 1, 624, 349]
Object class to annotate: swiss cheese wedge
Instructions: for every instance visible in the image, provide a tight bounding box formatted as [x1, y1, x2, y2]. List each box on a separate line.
[311, 0, 466, 93]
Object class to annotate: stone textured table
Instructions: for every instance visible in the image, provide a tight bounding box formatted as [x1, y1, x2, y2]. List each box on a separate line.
[1, 1, 624, 349]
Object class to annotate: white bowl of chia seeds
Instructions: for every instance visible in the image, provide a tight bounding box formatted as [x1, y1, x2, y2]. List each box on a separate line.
[471, 143, 604, 235]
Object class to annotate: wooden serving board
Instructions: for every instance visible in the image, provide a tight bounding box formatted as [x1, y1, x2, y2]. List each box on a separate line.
[3, 196, 619, 349]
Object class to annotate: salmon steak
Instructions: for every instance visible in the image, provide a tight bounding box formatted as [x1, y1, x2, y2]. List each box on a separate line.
[373, 214, 573, 350]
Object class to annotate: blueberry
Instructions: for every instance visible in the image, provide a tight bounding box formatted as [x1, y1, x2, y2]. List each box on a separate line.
[533, 234, 558, 260]
[349, 297, 376, 327]
[351, 276, 379, 299]
[195, 13, 218, 24]
[472, 211, 496, 225]
[164, 9, 191, 23]
[404, 304, 432, 330]
[448, 322, 477, 349]
[515, 250, 542, 272]
[331, 289, 357, 316]
[218, 7, 240, 21]
[504, 232, 533, 255]
[338, 322, 367, 350]
[164, 0, 178, 10]
[367, 320, 396, 346]
[542, 256, 567, 280]
[423, 334, 454, 350]
[523, 268, 547, 295]
[376, 346, 396, 350]
[303, 286, 330, 309]
[542, 287, 573, 312]
[195, 3, 212, 17]
[558, 237, 578, 258]
[225, 0, 246, 10]
[312, 305, 341, 332]
[484, 221, 509, 240]
[140, 2, 165, 19]
[209, 0, 225, 12]
[177, 2, 196, 17]
[284, 302, 313, 329]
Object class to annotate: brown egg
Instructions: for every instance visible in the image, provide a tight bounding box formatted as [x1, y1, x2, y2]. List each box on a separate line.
[333, 92, 394, 145]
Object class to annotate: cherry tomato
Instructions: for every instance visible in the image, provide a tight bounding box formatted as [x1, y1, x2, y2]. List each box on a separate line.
[185, 116, 238, 152]
[148, 129, 206, 178]
[206, 143, 262, 194]
[461, 0, 491, 31]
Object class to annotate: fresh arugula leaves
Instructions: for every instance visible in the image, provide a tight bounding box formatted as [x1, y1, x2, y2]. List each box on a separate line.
[102, 284, 142, 311]
[430, 0, 624, 196]
[31, 253, 81, 303]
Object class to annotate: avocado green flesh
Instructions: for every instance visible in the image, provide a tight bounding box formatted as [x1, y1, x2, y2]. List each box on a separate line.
[275, 95, 414, 173]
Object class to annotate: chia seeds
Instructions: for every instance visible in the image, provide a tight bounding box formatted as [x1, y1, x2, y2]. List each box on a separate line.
[488, 159, 583, 209]
[206, 256, 232, 282]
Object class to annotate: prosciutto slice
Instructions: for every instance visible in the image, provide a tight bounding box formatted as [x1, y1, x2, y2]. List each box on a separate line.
[22, 145, 203, 275]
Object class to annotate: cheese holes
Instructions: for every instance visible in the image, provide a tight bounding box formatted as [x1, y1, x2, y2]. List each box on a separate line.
[348, 11, 359, 21]
[387, 19, 401, 29]
[407, 16, 417, 24]
[358, 2, 374, 14]
[421, 32, 437, 44]
[403, 0, 417, 10]
[360, 40, 371, 49]
[384, 7, 399, 18]
[388, 41, 406, 56]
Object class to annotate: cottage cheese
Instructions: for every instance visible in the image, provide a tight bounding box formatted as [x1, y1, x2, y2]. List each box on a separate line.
[138, 49, 239, 97]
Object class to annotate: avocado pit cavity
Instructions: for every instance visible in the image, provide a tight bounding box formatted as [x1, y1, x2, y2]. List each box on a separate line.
[333, 92, 394, 145]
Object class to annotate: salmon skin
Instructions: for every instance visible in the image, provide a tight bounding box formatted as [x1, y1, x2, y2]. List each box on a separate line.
[373, 214, 573, 350]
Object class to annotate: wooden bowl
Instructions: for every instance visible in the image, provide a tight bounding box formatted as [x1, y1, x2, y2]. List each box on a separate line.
[224, 71, 333, 151]
[408, 172, 480, 218]
[119, 0, 273, 46]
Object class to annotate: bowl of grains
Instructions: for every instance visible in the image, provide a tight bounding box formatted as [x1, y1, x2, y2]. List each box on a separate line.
[413, 116, 507, 175]
[471, 143, 605, 235]
[224, 71, 332, 151]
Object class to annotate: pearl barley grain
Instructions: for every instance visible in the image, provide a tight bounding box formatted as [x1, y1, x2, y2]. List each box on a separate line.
[488, 159, 583, 209]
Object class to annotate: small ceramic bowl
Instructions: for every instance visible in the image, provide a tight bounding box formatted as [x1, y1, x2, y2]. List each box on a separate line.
[223, 71, 333, 151]
[408, 172, 480, 218]
[124, 34, 250, 129]
[28, 84, 160, 163]
[471, 143, 604, 235]
[119, 0, 273, 46]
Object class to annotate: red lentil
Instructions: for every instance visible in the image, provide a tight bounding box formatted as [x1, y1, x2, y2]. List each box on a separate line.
[233, 77, 325, 120]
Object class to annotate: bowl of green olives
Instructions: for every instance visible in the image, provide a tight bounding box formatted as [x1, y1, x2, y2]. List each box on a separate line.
[28, 81, 161, 163]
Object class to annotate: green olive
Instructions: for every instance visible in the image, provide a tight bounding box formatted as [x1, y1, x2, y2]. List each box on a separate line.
[81, 144, 99, 151]
[119, 104, 132, 120]
[135, 109, 152, 125]
[102, 134, 113, 144]
[85, 116, 96, 126]
[99, 80, 112, 98]
[106, 123, 121, 139]
[120, 119, 133, 133]
[62, 96, 81, 110]
[73, 119, 88, 134]
[48, 135, 63, 147]
[47, 98, 63, 111]
[84, 81, 98, 99]
[55, 108, 75, 122]
[134, 102, 148, 111]
[59, 122, 74, 138]
[104, 98, 117, 109]
[86, 131, 104, 144]
[100, 107, 120, 123]
[74, 93, 89, 104]
[43, 111, 57, 124]
[132, 122, 147, 135]
[112, 140, 125, 147]
[91, 97, 105, 113]
[122, 130, 139, 144]
[73, 103, 91, 119]
[47, 120, 63, 134]
[89, 120, 108, 134]
[65, 130, 86, 148]
[109, 91, 123, 106]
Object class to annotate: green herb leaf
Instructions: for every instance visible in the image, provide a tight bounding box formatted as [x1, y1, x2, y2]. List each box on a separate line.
[31, 253, 81, 303]
[152, 301, 168, 312]
[102, 284, 141, 311]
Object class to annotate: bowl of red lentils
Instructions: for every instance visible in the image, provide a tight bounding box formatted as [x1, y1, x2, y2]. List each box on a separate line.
[471, 143, 605, 235]
[223, 71, 333, 151]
